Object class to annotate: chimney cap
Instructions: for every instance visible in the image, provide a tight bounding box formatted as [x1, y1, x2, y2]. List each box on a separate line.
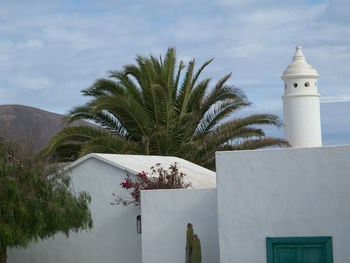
[282, 46, 319, 80]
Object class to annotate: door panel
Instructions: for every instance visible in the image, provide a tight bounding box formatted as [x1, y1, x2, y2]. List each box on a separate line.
[273, 244, 327, 263]
[300, 247, 325, 263]
[276, 247, 298, 263]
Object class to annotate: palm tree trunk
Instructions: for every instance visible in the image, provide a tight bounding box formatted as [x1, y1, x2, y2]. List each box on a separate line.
[0, 247, 6, 263]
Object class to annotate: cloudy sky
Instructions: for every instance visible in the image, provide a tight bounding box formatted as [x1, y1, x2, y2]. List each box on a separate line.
[0, 0, 349, 145]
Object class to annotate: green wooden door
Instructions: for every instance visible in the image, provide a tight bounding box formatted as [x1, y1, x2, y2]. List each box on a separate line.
[273, 244, 326, 263]
[266, 237, 333, 263]
[300, 246, 326, 263]
[274, 246, 298, 263]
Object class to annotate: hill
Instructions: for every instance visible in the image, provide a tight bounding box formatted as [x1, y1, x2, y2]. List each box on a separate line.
[0, 105, 93, 149]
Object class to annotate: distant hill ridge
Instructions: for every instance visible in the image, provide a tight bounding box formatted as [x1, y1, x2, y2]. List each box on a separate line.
[0, 104, 92, 148]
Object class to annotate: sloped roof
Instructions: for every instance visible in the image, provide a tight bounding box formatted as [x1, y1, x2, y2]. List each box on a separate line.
[69, 153, 216, 188]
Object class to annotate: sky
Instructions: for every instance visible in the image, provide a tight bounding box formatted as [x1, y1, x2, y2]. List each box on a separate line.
[0, 0, 349, 145]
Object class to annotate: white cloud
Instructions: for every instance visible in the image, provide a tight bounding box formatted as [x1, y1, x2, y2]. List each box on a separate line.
[23, 40, 44, 49]
[0, 0, 349, 144]
[14, 76, 53, 91]
[321, 96, 350, 103]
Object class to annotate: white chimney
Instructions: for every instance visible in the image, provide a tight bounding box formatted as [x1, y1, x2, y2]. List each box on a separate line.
[281, 46, 322, 148]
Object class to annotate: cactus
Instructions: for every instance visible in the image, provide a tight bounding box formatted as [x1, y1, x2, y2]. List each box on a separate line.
[185, 223, 201, 263]
[186, 223, 193, 263]
[191, 235, 202, 263]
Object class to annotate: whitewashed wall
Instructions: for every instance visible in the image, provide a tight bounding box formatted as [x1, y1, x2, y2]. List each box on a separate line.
[141, 188, 219, 263]
[8, 158, 141, 263]
[216, 145, 350, 263]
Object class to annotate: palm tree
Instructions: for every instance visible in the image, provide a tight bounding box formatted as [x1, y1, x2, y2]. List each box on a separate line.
[48, 48, 288, 169]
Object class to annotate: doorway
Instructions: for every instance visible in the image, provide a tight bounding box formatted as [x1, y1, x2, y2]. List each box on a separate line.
[266, 236, 333, 263]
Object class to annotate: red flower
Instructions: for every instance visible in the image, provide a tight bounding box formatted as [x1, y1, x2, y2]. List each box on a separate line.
[115, 163, 191, 206]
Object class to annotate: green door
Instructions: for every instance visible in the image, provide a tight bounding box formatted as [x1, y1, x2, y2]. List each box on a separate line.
[300, 246, 325, 263]
[274, 246, 298, 263]
[266, 237, 333, 263]
[273, 244, 326, 263]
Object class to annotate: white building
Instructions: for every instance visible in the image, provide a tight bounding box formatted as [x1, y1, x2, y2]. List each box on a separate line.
[8, 46, 350, 263]
[8, 154, 216, 263]
[216, 145, 350, 263]
[215, 46, 349, 263]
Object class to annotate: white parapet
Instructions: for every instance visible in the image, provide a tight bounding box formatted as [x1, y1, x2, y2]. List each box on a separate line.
[216, 145, 350, 263]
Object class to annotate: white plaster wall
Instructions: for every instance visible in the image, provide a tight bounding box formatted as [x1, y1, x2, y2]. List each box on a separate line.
[216, 145, 350, 263]
[283, 94, 322, 147]
[8, 158, 141, 263]
[141, 188, 219, 263]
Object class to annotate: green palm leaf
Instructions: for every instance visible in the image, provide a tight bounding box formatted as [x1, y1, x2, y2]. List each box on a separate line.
[48, 47, 288, 170]
[175, 60, 195, 119]
[109, 70, 143, 106]
[82, 78, 125, 97]
[222, 137, 290, 150]
[48, 126, 113, 153]
[173, 60, 185, 100]
[195, 99, 250, 136]
[187, 78, 211, 114]
[91, 94, 149, 140]
[79, 136, 143, 156]
[200, 74, 246, 117]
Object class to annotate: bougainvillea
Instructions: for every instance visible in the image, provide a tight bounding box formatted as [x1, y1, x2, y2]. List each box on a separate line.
[113, 163, 191, 206]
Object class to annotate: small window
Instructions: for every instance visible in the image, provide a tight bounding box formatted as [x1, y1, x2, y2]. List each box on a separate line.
[315, 82, 317, 87]
[293, 83, 298, 88]
[266, 236, 333, 263]
[284, 84, 287, 90]
[304, 82, 310, 87]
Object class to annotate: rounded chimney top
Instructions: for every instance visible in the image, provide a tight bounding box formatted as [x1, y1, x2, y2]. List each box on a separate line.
[281, 46, 319, 80]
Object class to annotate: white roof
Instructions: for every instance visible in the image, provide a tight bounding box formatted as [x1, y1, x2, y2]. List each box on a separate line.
[69, 153, 216, 188]
[282, 46, 319, 79]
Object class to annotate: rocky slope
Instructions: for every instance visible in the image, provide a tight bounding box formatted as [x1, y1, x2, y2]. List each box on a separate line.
[0, 104, 92, 149]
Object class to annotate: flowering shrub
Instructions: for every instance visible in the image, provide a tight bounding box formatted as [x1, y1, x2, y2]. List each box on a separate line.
[112, 162, 191, 206]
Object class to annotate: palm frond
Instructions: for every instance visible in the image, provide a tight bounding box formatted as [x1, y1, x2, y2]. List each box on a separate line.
[191, 58, 213, 89]
[79, 136, 140, 156]
[64, 105, 94, 124]
[173, 60, 185, 100]
[200, 74, 247, 117]
[187, 78, 211, 113]
[90, 111, 128, 136]
[134, 58, 158, 124]
[233, 114, 283, 128]
[223, 137, 290, 150]
[109, 70, 143, 106]
[91, 93, 149, 140]
[175, 59, 195, 119]
[48, 126, 112, 152]
[204, 127, 265, 152]
[149, 55, 162, 79]
[123, 64, 142, 85]
[51, 143, 82, 162]
[162, 47, 176, 97]
[81, 78, 124, 97]
[195, 99, 250, 136]
[64, 106, 127, 138]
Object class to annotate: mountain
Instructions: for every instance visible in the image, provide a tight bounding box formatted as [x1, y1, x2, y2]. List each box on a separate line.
[0, 104, 93, 149]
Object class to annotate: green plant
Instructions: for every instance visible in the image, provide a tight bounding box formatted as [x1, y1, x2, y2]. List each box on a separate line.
[186, 223, 202, 263]
[0, 137, 92, 263]
[48, 47, 288, 170]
